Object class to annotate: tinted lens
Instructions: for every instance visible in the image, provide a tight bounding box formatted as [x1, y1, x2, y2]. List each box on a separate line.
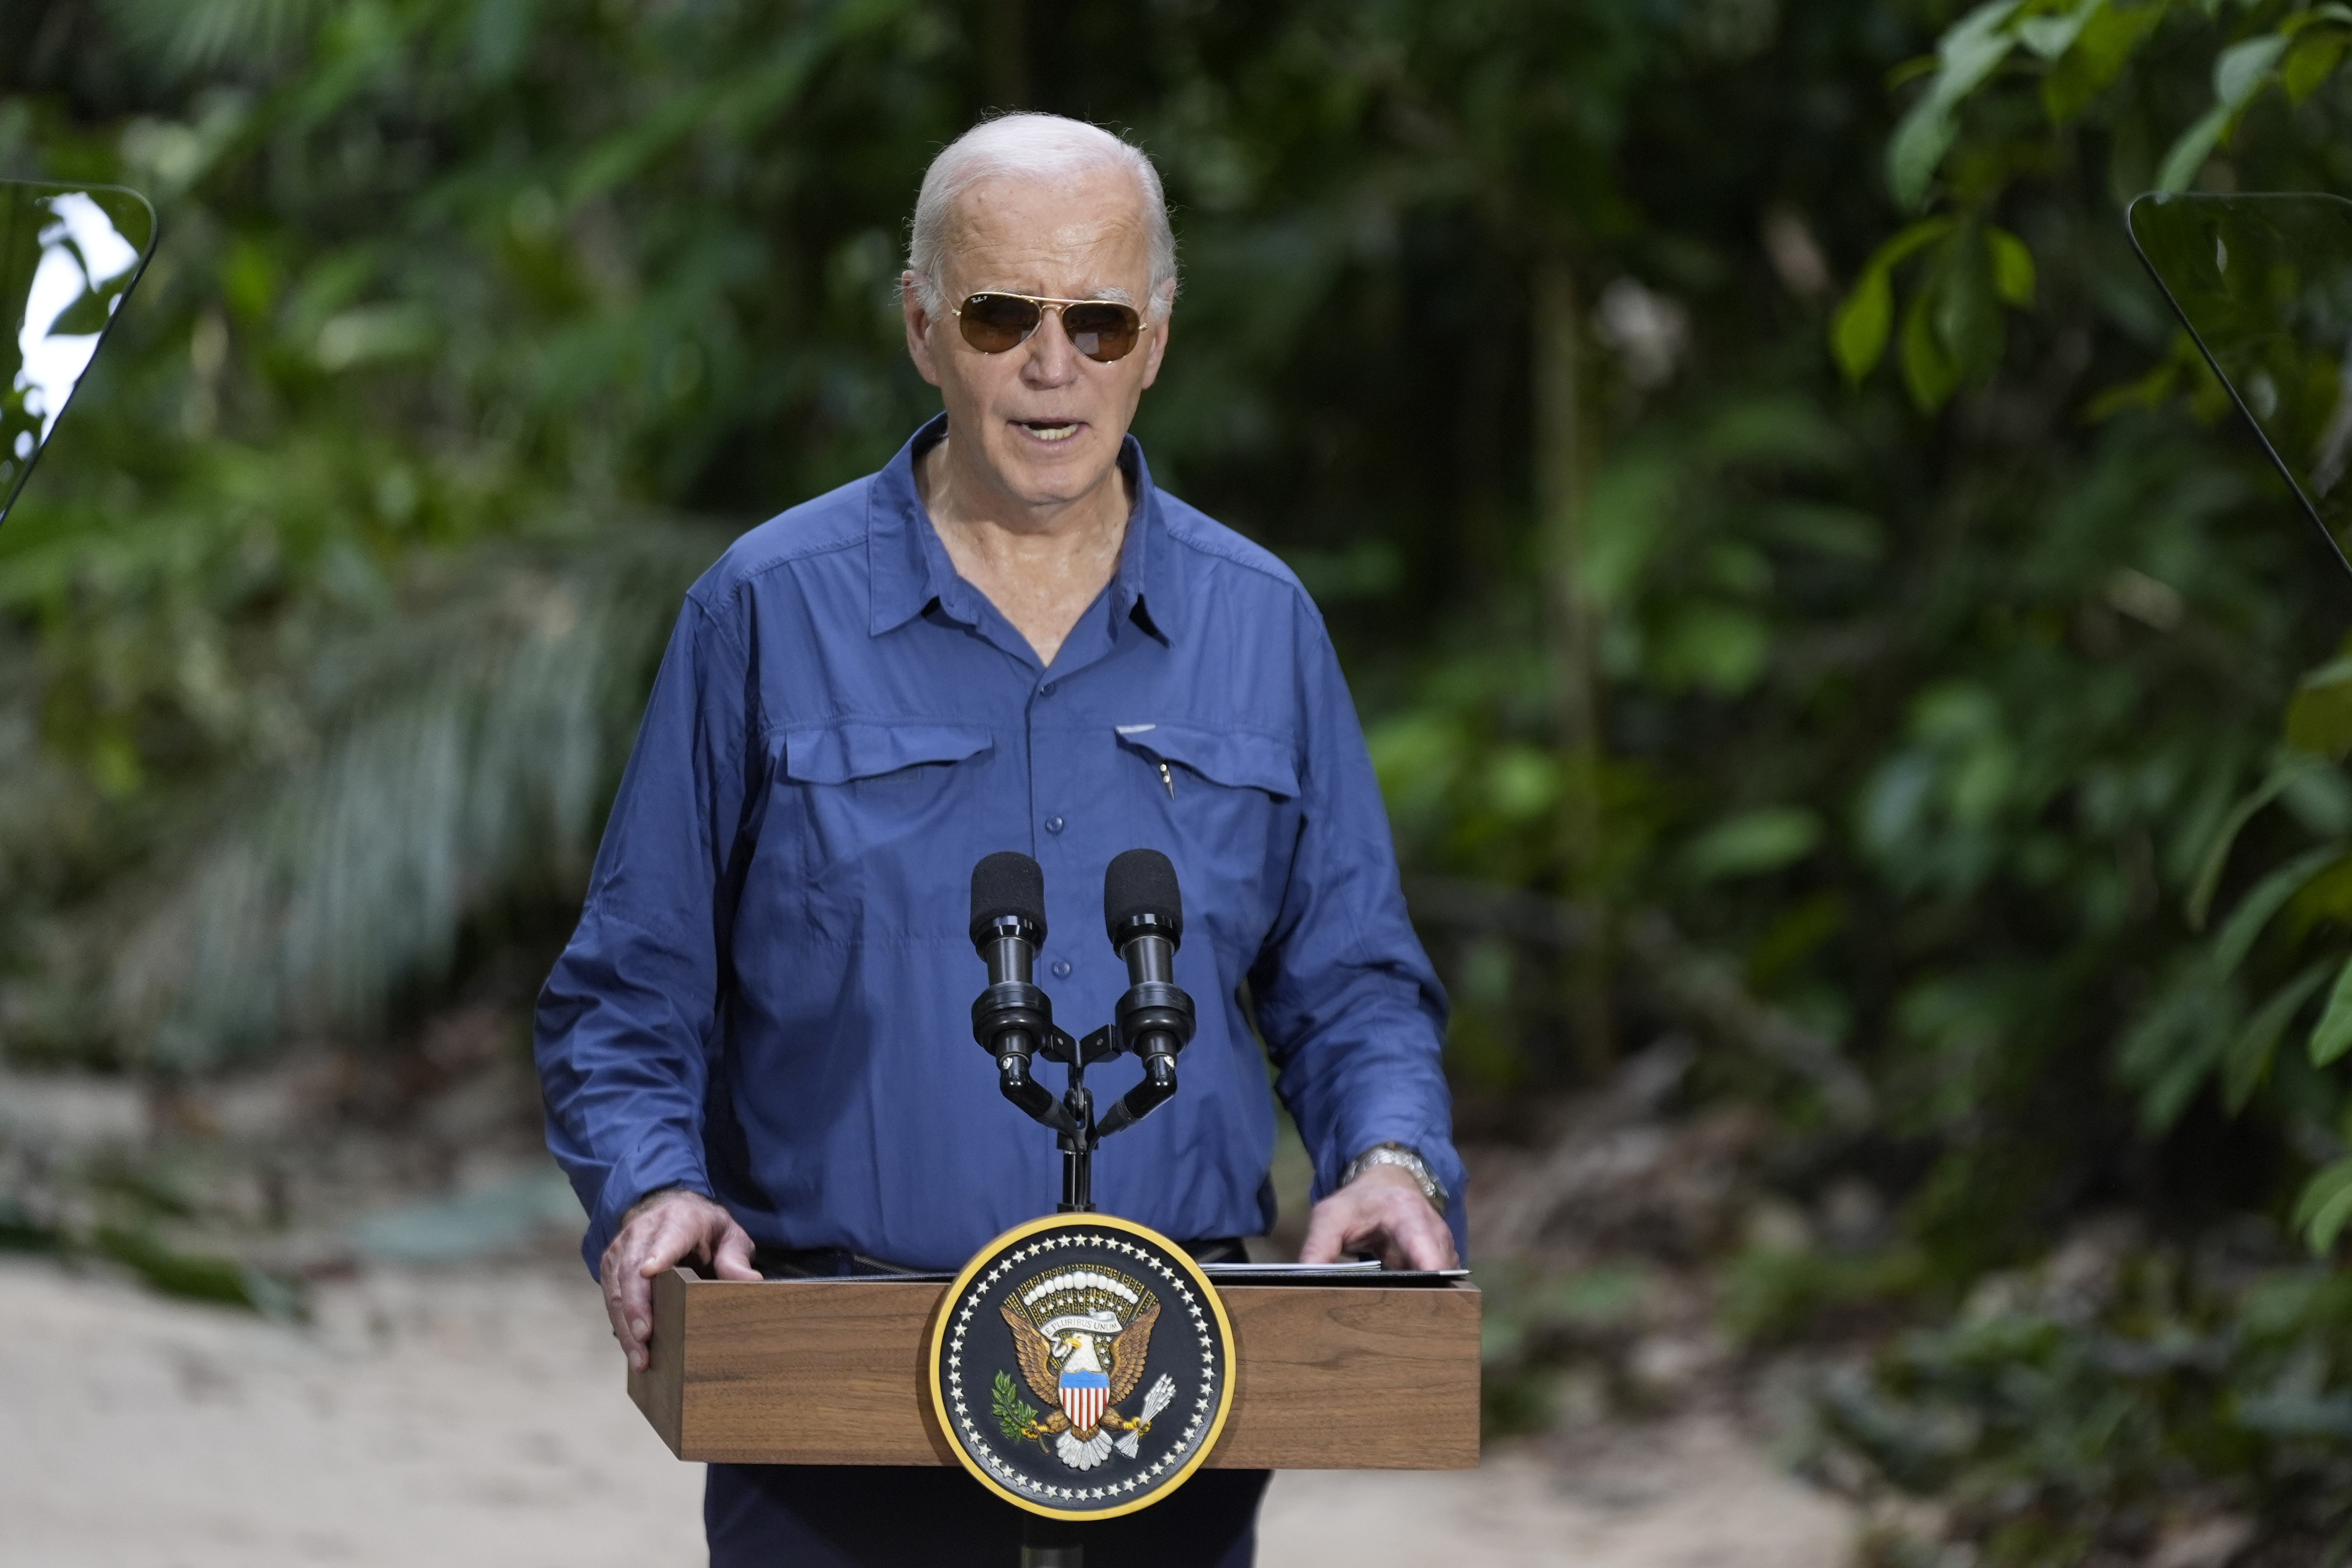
[1062, 302, 1142, 362]
[957, 293, 1041, 353]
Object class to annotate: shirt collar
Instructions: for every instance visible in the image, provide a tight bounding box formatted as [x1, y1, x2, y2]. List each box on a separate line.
[866, 413, 1182, 644]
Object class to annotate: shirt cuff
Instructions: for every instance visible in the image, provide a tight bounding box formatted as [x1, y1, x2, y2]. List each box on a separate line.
[582, 1135, 714, 1278]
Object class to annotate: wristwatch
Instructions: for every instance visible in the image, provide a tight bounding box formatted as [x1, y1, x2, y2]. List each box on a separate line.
[1340, 1143, 1448, 1212]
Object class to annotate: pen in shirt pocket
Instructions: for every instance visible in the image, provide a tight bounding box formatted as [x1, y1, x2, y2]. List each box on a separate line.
[1158, 761, 1176, 799]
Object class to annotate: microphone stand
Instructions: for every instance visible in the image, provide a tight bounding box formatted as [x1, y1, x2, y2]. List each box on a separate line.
[972, 967, 1196, 1215]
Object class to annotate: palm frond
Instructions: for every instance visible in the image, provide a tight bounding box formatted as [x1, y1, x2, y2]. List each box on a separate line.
[99, 0, 339, 76]
[104, 516, 725, 1064]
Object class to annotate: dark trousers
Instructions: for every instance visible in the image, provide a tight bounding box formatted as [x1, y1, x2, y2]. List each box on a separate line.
[705, 1462, 1270, 1567]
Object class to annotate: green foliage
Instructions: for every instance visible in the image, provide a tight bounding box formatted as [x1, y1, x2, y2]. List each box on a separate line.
[1832, 218, 1954, 382]
[1887, 0, 2025, 212]
[2, 1156, 304, 1313]
[1822, 1253, 2352, 1560]
[2295, 1159, 2352, 1252]
[1719, 1242, 1929, 1345]
[1838, 0, 2352, 1267]
[0, 0, 2349, 1520]
[1830, 214, 2047, 408]
[2287, 656, 2352, 757]
[91, 1224, 303, 1317]
[1478, 1258, 1664, 1438]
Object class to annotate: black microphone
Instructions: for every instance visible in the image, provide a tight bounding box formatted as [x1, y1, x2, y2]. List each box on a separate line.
[1094, 848, 1196, 1138]
[1105, 846, 1182, 1011]
[969, 851, 1073, 1132]
[970, 849, 1047, 994]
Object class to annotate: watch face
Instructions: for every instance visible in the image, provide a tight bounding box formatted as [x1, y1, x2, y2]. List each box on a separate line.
[928, 1213, 1236, 1521]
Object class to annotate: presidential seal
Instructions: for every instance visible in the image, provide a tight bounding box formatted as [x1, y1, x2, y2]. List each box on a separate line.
[928, 1213, 1236, 1521]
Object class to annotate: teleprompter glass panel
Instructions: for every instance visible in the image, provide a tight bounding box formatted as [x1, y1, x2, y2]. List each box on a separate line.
[2129, 191, 2352, 576]
[0, 181, 157, 529]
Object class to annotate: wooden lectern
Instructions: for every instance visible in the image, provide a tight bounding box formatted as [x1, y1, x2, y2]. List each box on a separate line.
[629, 1269, 1481, 1470]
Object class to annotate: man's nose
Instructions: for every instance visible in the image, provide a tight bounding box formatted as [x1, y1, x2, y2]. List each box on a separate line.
[1020, 307, 1084, 384]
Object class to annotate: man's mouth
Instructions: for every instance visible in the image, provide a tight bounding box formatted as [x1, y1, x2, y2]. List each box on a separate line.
[1017, 420, 1081, 443]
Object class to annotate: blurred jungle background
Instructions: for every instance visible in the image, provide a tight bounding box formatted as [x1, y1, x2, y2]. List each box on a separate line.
[9, 0, 2352, 1564]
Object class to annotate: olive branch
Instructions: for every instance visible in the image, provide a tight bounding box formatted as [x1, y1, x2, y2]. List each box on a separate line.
[991, 1370, 1040, 1440]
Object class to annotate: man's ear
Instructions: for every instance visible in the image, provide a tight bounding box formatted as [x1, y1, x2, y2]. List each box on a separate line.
[903, 271, 944, 388]
[1137, 286, 1175, 391]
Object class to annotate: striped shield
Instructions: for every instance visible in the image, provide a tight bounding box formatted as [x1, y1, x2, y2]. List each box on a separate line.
[1060, 1367, 1110, 1435]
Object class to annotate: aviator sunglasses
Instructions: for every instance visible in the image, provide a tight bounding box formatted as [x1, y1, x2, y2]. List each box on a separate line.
[951, 292, 1147, 363]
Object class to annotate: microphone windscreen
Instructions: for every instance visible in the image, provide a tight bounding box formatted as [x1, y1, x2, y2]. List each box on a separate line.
[1103, 848, 1183, 945]
[970, 851, 1048, 946]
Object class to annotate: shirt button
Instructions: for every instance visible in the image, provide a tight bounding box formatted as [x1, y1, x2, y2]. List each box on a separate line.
[1051, 959, 1072, 979]
[1045, 815, 1065, 834]
[1040, 681, 1057, 696]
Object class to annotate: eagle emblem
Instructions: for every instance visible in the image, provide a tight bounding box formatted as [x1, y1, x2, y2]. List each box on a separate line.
[930, 1215, 1234, 1519]
[996, 1265, 1179, 1470]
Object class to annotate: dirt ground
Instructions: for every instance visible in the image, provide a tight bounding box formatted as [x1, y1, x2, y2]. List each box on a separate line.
[0, 1253, 1855, 1568]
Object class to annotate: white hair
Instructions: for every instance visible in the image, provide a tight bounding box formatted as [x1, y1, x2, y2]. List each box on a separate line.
[907, 114, 1178, 319]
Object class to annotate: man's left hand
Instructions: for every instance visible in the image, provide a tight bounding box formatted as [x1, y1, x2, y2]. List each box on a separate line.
[1298, 1163, 1458, 1270]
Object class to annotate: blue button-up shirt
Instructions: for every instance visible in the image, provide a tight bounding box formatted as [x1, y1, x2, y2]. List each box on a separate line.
[536, 416, 1462, 1273]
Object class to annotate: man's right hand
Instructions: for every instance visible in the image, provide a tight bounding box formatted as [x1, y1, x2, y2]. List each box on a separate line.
[600, 1187, 760, 1372]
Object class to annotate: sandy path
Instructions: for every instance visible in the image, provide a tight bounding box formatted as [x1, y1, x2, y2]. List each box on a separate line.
[0, 1257, 1851, 1567]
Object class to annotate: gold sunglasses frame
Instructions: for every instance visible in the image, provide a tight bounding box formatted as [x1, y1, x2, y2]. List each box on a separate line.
[949, 292, 1149, 362]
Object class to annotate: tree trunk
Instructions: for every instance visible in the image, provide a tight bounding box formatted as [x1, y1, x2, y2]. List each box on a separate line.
[1531, 253, 1614, 1078]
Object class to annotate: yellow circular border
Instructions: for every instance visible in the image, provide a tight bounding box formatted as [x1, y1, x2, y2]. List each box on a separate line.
[926, 1211, 1238, 1522]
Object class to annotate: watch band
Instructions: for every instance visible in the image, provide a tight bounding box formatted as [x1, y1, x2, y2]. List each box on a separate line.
[1340, 1143, 1449, 1212]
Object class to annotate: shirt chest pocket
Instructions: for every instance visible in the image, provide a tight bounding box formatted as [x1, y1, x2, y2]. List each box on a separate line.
[1111, 725, 1300, 948]
[1114, 725, 1299, 801]
[778, 721, 996, 883]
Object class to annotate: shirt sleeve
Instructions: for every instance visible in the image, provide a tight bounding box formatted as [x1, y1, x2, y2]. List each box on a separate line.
[1250, 606, 1467, 1258]
[533, 592, 757, 1276]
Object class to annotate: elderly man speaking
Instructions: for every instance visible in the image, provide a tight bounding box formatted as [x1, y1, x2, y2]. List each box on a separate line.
[535, 112, 1463, 1567]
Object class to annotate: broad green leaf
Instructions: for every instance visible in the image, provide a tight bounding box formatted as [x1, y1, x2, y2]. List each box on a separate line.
[2044, 0, 2164, 122]
[1986, 227, 2036, 305]
[2282, 3, 2352, 34]
[2156, 102, 2232, 193]
[1833, 269, 1895, 383]
[1581, 451, 1679, 607]
[2291, 1157, 2352, 1254]
[2156, 34, 2289, 192]
[2016, 0, 2103, 62]
[2282, 32, 2347, 103]
[1683, 807, 1822, 882]
[2215, 32, 2291, 109]
[1699, 398, 1853, 470]
[2283, 765, 2352, 841]
[2212, 842, 2344, 977]
[1888, 99, 1962, 213]
[1900, 275, 1963, 411]
[1888, 1, 2024, 209]
[2225, 963, 2328, 1111]
[1830, 220, 1953, 382]
[1935, 230, 2005, 384]
[2286, 656, 2352, 757]
[2189, 757, 2325, 929]
[1884, 54, 1942, 89]
[1870, 219, 1961, 273]
[1655, 604, 1771, 696]
[2084, 358, 2179, 422]
[2117, 961, 2236, 1133]
[2310, 955, 2352, 1066]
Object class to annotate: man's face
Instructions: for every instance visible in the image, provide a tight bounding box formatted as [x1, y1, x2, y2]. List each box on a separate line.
[903, 168, 1170, 512]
